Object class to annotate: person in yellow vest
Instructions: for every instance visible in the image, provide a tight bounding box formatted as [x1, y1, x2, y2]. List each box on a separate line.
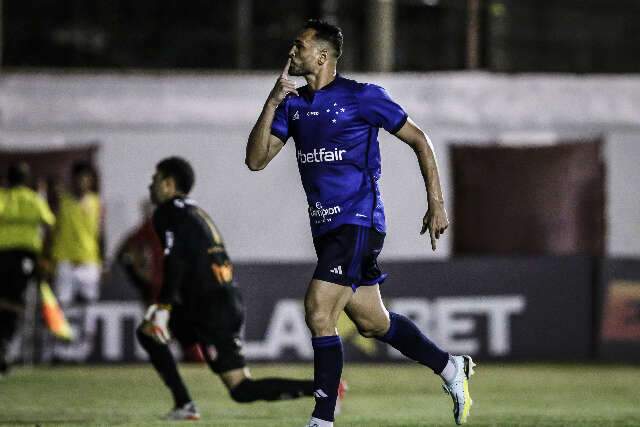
[0, 162, 55, 376]
[50, 161, 103, 361]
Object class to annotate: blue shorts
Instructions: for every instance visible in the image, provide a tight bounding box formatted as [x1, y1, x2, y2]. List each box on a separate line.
[312, 224, 388, 289]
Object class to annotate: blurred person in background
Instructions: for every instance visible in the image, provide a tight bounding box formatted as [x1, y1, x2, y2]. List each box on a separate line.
[246, 19, 474, 427]
[0, 162, 55, 376]
[138, 157, 341, 421]
[116, 200, 163, 304]
[50, 161, 103, 360]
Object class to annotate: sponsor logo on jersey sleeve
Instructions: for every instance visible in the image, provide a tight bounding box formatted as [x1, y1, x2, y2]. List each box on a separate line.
[211, 260, 234, 284]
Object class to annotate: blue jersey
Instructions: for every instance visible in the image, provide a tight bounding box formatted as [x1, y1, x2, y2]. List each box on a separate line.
[271, 75, 408, 237]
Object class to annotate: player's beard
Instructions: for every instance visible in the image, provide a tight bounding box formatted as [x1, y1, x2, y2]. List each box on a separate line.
[288, 60, 308, 76]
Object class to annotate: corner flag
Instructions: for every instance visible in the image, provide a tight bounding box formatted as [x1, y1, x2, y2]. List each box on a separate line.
[39, 281, 74, 341]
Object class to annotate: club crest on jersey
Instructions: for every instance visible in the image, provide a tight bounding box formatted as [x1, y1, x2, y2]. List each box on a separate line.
[327, 101, 346, 124]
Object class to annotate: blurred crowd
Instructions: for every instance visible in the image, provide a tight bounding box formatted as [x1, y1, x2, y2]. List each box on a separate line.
[0, 161, 102, 372]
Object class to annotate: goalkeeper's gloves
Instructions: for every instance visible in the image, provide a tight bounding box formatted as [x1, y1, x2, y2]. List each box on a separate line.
[141, 304, 172, 344]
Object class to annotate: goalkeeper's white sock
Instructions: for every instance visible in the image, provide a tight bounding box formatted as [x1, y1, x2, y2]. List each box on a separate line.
[439, 356, 457, 383]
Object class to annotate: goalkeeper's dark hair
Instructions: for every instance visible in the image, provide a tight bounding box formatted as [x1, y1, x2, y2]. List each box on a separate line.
[304, 19, 343, 59]
[156, 156, 195, 194]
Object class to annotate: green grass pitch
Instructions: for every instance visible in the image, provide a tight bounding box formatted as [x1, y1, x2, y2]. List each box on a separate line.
[1, 363, 639, 426]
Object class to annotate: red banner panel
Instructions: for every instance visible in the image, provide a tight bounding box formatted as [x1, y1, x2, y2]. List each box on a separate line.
[450, 140, 605, 256]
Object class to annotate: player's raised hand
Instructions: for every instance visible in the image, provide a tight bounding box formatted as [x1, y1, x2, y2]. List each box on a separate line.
[280, 57, 291, 79]
[420, 199, 449, 251]
[267, 58, 299, 107]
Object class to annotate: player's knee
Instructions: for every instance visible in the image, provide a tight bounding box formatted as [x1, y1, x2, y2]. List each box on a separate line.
[355, 318, 390, 338]
[229, 379, 254, 403]
[356, 326, 378, 338]
[305, 311, 335, 336]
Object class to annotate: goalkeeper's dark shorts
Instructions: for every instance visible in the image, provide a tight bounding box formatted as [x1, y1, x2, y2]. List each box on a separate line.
[312, 224, 388, 290]
[169, 285, 246, 374]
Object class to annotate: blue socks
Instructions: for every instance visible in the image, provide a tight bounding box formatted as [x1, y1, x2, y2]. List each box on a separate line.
[377, 311, 449, 374]
[311, 335, 343, 422]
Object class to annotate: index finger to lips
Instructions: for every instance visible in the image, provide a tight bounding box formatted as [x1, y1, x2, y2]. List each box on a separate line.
[281, 58, 291, 79]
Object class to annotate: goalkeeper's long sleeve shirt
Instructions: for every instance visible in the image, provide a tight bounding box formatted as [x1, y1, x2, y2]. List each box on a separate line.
[152, 196, 234, 313]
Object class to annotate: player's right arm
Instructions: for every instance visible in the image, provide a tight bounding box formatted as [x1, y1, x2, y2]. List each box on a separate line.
[152, 205, 187, 308]
[245, 59, 297, 171]
[140, 205, 184, 344]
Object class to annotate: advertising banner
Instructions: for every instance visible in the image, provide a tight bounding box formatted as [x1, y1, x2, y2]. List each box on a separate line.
[599, 259, 640, 362]
[239, 257, 594, 362]
[13, 257, 596, 363]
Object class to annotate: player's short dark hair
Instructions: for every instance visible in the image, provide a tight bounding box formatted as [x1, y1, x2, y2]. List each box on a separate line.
[7, 162, 30, 187]
[304, 19, 343, 59]
[71, 161, 95, 178]
[156, 156, 195, 194]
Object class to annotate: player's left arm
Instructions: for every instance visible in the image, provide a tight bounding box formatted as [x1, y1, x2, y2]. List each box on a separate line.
[394, 118, 449, 251]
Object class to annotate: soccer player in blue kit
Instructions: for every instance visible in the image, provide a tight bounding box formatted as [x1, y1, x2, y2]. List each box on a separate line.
[246, 20, 475, 426]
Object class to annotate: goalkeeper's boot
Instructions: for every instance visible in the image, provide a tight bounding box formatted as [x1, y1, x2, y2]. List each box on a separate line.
[165, 401, 201, 421]
[304, 417, 333, 427]
[441, 355, 476, 425]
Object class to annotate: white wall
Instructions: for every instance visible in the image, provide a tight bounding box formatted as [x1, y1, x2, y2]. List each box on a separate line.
[1, 72, 639, 261]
